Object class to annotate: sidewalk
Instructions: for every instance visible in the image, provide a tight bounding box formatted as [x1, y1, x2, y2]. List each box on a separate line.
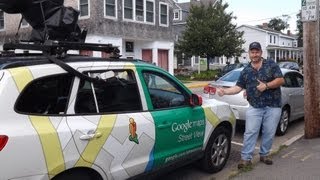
[232, 136, 320, 180]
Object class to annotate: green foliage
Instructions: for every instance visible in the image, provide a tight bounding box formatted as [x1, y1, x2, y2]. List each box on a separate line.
[267, 18, 289, 31]
[175, 69, 221, 81]
[191, 69, 220, 80]
[296, 12, 303, 47]
[176, 0, 245, 70]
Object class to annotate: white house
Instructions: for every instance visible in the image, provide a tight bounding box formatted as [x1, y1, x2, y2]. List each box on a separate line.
[237, 24, 302, 63]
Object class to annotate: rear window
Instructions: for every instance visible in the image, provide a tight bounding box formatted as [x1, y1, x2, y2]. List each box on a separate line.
[15, 74, 74, 115]
[220, 70, 241, 82]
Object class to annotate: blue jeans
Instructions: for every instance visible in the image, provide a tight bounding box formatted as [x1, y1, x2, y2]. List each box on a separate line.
[241, 106, 281, 160]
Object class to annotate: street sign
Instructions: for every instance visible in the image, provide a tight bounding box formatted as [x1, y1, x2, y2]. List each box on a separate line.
[301, 0, 318, 22]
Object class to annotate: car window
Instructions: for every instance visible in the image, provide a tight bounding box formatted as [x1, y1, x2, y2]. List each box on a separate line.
[75, 69, 142, 114]
[295, 73, 304, 87]
[284, 72, 300, 88]
[15, 74, 74, 115]
[143, 71, 188, 109]
[220, 70, 241, 82]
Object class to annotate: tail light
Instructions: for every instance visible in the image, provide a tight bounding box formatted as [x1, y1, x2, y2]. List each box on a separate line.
[0, 135, 8, 151]
[203, 85, 209, 94]
[203, 85, 216, 95]
[209, 87, 216, 95]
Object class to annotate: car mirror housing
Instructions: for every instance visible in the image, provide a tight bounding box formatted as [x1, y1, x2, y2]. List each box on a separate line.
[190, 94, 202, 106]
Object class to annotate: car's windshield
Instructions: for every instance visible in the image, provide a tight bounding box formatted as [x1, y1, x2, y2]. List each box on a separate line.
[219, 70, 241, 82]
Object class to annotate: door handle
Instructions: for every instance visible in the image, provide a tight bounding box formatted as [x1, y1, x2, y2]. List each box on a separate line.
[80, 131, 102, 140]
[157, 122, 172, 129]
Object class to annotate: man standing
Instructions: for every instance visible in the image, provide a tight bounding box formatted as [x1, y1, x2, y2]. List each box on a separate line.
[217, 42, 285, 169]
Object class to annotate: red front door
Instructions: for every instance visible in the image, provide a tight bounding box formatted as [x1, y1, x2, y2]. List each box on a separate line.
[142, 49, 153, 63]
[158, 49, 168, 71]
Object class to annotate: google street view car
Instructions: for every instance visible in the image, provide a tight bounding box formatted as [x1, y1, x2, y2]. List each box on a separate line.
[0, 0, 236, 179]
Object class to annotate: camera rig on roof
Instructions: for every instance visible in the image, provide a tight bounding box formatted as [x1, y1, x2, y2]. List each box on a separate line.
[0, 0, 121, 57]
[0, 0, 123, 82]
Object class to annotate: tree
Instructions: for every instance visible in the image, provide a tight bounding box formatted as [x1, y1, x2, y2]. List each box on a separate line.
[267, 17, 289, 31]
[296, 11, 303, 47]
[176, 0, 244, 71]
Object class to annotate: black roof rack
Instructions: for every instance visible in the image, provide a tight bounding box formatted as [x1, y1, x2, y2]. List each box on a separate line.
[3, 40, 121, 58]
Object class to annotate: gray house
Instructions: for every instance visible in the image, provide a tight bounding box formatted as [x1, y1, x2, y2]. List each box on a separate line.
[0, 0, 176, 74]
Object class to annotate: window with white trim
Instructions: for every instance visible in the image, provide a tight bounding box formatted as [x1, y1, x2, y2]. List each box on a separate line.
[146, 0, 154, 23]
[105, 0, 117, 18]
[269, 35, 272, 43]
[159, 3, 168, 26]
[136, 0, 144, 21]
[124, 0, 134, 20]
[0, 10, 4, 30]
[173, 10, 179, 20]
[79, 0, 89, 17]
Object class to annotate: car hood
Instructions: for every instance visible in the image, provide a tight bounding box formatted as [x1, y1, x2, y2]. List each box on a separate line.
[201, 96, 236, 123]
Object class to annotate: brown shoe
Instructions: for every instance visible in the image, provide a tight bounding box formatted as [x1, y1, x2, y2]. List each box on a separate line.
[260, 155, 273, 165]
[237, 159, 252, 169]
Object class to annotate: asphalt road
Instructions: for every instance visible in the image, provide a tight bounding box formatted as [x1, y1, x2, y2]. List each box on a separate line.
[155, 87, 305, 180]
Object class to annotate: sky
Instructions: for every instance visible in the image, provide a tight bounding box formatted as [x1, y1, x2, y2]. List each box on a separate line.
[178, 0, 302, 33]
[225, 0, 301, 33]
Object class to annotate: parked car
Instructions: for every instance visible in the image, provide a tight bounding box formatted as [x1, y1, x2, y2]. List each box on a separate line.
[217, 63, 248, 78]
[0, 41, 236, 180]
[278, 61, 300, 72]
[203, 67, 304, 136]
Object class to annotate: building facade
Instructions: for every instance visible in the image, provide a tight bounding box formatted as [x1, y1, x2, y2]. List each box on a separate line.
[0, 0, 176, 74]
[237, 24, 302, 63]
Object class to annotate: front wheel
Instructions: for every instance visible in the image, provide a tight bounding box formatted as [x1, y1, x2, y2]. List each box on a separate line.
[276, 108, 290, 136]
[200, 126, 231, 173]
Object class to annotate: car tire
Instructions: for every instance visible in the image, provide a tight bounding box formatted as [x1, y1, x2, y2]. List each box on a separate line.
[200, 126, 231, 173]
[276, 108, 290, 136]
[52, 169, 102, 180]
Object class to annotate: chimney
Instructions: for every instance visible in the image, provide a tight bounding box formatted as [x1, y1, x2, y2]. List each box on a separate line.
[262, 23, 268, 28]
[287, 30, 291, 35]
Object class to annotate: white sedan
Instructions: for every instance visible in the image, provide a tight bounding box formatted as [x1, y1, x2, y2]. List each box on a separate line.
[203, 67, 304, 136]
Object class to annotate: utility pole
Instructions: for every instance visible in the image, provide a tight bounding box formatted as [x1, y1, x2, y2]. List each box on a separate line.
[301, 0, 320, 138]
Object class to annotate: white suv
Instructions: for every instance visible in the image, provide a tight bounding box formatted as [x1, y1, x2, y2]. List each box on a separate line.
[0, 42, 236, 180]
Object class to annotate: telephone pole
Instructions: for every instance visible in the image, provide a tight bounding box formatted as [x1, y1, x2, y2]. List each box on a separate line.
[302, 0, 320, 138]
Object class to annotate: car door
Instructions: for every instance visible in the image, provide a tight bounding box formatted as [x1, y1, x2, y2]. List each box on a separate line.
[283, 72, 304, 119]
[140, 70, 205, 168]
[66, 68, 156, 180]
[292, 72, 304, 118]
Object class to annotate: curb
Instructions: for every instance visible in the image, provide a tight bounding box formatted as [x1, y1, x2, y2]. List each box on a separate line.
[184, 82, 209, 89]
[281, 133, 304, 146]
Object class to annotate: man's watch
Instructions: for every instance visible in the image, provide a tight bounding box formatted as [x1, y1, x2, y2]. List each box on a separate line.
[265, 83, 269, 90]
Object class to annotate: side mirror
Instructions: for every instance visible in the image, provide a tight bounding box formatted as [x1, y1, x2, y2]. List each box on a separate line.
[190, 94, 202, 106]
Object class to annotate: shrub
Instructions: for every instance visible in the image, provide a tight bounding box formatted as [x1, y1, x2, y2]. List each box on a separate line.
[191, 69, 220, 80]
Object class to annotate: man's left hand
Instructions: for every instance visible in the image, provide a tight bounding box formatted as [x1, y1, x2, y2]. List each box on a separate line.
[257, 79, 267, 92]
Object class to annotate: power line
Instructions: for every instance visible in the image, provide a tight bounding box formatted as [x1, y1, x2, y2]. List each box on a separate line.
[240, 11, 299, 23]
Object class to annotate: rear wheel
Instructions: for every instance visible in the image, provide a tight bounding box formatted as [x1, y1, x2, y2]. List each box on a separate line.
[276, 108, 290, 136]
[52, 169, 102, 180]
[201, 126, 231, 173]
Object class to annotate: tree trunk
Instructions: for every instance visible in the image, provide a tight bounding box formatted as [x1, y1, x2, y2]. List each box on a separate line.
[206, 59, 210, 71]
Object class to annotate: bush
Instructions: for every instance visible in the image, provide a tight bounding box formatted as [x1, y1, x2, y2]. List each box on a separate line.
[191, 69, 220, 80]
